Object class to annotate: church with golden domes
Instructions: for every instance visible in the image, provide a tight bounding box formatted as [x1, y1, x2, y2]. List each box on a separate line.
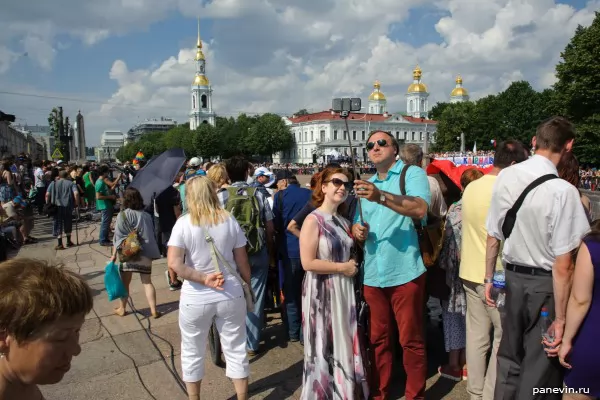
[189, 19, 216, 129]
[274, 65, 469, 164]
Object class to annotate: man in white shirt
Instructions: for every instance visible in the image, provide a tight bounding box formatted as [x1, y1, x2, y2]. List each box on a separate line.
[485, 117, 590, 399]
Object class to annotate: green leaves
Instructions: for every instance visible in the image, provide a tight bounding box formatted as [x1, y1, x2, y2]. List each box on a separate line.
[115, 113, 294, 162]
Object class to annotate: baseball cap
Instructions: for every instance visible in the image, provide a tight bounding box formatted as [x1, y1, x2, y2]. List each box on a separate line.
[185, 168, 206, 180]
[189, 157, 201, 167]
[275, 170, 295, 181]
[253, 167, 273, 178]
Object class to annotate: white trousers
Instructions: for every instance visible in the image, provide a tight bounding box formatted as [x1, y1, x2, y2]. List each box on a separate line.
[179, 296, 248, 382]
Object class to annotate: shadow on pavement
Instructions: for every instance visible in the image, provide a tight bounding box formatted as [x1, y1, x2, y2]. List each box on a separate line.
[243, 360, 303, 400]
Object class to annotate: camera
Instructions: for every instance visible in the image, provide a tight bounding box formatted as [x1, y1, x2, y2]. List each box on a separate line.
[332, 98, 362, 117]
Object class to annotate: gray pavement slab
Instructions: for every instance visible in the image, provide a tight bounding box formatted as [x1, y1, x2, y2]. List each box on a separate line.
[20, 214, 468, 399]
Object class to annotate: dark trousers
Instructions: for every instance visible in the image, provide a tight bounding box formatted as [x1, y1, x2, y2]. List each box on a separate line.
[494, 269, 564, 400]
[364, 273, 427, 400]
[52, 206, 73, 237]
[282, 257, 304, 341]
[34, 187, 46, 213]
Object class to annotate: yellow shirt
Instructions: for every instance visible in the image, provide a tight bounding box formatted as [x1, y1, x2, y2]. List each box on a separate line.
[459, 174, 503, 284]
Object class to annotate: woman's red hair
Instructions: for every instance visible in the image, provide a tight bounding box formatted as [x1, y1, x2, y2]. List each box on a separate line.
[311, 167, 351, 208]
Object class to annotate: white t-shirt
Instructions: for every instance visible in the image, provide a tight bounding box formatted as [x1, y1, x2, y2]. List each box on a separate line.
[168, 213, 247, 304]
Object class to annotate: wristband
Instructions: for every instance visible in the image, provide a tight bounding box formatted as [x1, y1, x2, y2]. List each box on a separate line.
[484, 278, 493, 284]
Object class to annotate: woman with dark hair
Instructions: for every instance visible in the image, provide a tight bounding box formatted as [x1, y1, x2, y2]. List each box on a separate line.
[110, 187, 161, 318]
[559, 219, 600, 399]
[557, 152, 592, 222]
[299, 167, 369, 399]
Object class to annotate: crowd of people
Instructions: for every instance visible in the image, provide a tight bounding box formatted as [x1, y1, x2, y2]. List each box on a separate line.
[1, 116, 600, 400]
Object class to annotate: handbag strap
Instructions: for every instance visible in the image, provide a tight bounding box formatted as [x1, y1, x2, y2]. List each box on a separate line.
[400, 164, 425, 231]
[201, 226, 245, 285]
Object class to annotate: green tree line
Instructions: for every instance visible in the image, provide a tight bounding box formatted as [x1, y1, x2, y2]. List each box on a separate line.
[432, 11, 600, 165]
[115, 113, 294, 162]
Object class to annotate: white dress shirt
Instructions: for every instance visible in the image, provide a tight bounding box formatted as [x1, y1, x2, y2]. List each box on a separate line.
[486, 154, 590, 271]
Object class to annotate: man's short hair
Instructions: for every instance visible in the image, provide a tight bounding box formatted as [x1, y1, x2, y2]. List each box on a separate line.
[59, 170, 69, 179]
[493, 140, 529, 169]
[535, 116, 576, 153]
[399, 144, 424, 166]
[224, 156, 250, 183]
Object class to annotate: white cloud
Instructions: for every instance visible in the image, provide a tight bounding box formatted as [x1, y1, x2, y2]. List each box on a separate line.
[0, 0, 598, 146]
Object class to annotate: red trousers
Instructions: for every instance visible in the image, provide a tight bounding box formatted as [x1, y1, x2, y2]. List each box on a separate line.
[364, 273, 427, 400]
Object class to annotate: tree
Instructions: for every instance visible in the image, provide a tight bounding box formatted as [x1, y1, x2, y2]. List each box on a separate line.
[429, 102, 451, 121]
[431, 102, 475, 152]
[244, 113, 294, 160]
[294, 109, 309, 116]
[193, 123, 221, 158]
[553, 11, 600, 164]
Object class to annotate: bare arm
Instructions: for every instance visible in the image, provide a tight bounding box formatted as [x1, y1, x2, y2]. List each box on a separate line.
[562, 243, 593, 345]
[233, 247, 252, 285]
[299, 215, 355, 275]
[287, 219, 301, 239]
[354, 179, 427, 220]
[167, 245, 217, 286]
[484, 235, 501, 306]
[552, 252, 575, 323]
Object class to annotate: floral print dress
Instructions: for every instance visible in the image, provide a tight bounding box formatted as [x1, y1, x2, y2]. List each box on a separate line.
[301, 209, 369, 400]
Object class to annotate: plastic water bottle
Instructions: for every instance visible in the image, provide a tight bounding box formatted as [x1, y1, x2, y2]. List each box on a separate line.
[490, 270, 506, 309]
[540, 307, 555, 350]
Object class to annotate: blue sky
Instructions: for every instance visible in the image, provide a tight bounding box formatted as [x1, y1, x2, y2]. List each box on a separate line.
[0, 0, 597, 145]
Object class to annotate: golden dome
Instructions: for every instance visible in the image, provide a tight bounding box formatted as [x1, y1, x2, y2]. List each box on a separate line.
[450, 87, 468, 97]
[195, 49, 205, 61]
[192, 74, 209, 86]
[369, 80, 386, 101]
[456, 75, 463, 85]
[407, 83, 428, 93]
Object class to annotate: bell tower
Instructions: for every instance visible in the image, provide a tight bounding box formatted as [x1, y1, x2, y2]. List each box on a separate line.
[406, 65, 429, 118]
[189, 18, 216, 129]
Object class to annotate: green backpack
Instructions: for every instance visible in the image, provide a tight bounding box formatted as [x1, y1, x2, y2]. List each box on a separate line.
[224, 187, 264, 256]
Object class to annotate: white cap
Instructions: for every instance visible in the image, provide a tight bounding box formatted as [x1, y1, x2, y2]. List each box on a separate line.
[189, 157, 201, 167]
[253, 167, 273, 177]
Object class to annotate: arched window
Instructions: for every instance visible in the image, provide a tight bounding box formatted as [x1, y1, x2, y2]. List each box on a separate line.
[202, 120, 208, 124]
[192, 95, 196, 109]
[201, 95, 207, 109]
[421, 99, 425, 111]
[409, 100, 414, 112]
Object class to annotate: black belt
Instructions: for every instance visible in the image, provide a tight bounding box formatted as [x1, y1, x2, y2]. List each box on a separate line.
[506, 263, 551, 276]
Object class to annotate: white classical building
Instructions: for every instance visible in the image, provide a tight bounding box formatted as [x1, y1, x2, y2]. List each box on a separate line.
[96, 130, 124, 162]
[273, 67, 438, 164]
[189, 20, 216, 129]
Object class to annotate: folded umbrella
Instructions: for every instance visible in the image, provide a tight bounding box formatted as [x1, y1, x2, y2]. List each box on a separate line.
[129, 148, 187, 207]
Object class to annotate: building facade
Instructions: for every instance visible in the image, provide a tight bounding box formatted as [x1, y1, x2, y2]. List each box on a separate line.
[96, 131, 124, 162]
[189, 19, 216, 129]
[0, 122, 44, 160]
[274, 110, 437, 164]
[126, 117, 177, 143]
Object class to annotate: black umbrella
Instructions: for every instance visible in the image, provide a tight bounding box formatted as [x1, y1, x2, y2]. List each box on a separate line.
[129, 148, 186, 206]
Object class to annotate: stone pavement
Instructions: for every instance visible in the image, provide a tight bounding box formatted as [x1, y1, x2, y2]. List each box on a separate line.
[16, 215, 469, 400]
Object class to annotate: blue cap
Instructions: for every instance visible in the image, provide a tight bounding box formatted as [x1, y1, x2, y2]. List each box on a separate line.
[541, 307, 549, 317]
[13, 196, 26, 207]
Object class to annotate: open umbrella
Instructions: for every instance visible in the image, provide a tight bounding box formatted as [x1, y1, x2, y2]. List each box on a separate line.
[427, 159, 493, 190]
[129, 148, 187, 206]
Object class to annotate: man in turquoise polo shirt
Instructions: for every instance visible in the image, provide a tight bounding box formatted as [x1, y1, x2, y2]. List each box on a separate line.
[353, 130, 431, 400]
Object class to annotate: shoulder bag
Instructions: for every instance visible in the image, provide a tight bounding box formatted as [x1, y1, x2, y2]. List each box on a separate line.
[400, 165, 444, 268]
[202, 226, 256, 312]
[117, 211, 142, 263]
[501, 174, 558, 239]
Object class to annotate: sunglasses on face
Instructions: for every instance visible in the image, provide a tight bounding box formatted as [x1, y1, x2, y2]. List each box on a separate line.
[326, 178, 353, 191]
[366, 139, 390, 151]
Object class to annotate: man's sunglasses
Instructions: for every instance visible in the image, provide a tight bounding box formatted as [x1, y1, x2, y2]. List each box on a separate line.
[366, 139, 390, 151]
[326, 178, 353, 191]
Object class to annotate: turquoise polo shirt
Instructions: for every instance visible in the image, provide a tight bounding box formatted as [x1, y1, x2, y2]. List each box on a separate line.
[354, 160, 431, 288]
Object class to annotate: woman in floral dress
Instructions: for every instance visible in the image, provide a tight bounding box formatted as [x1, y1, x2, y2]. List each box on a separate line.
[299, 167, 369, 400]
